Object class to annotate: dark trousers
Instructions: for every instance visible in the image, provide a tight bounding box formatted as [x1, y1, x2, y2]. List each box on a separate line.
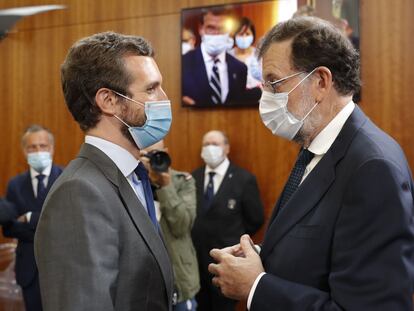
[21, 274, 42, 311]
[196, 276, 237, 311]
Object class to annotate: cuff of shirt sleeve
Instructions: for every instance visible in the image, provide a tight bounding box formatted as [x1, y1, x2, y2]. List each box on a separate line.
[26, 212, 32, 222]
[247, 272, 266, 310]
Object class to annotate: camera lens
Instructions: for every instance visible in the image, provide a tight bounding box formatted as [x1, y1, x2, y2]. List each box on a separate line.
[148, 150, 171, 172]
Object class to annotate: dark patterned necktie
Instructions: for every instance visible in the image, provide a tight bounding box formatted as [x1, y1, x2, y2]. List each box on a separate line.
[278, 149, 314, 209]
[204, 171, 216, 208]
[210, 59, 222, 104]
[36, 174, 47, 205]
[134, 162, 158, 229]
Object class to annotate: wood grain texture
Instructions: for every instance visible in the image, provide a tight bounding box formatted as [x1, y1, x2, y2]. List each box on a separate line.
[0, 1, 413, 309]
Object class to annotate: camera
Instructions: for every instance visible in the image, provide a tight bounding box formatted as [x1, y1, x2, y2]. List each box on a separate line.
[144, 150, 171, 173]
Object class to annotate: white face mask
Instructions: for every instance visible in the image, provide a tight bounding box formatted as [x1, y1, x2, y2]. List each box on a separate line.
[259, 69, 318, 140]
[182, 42, 193, 55]
[27, 151, 52, 173]
[201, 145, 225, 168]
[202, 34, 233, 56]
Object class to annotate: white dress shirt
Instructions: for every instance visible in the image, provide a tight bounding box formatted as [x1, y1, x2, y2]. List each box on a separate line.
[201, 43, 229, 103]
[204, 157, 230, 194]
[26, 164, 52, 221]
[247, 101, 356, 310]
[85, 135, 148, 211]
[30, 164, 52, 198]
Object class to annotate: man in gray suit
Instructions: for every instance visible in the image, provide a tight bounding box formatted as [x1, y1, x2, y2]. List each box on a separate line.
[34, 32, 174, 311]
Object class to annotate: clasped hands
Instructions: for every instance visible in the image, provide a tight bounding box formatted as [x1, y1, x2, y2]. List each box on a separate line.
[208, 234, 265, 300]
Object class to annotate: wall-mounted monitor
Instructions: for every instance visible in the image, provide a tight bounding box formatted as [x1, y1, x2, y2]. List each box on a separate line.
[180, 0, 360, 108]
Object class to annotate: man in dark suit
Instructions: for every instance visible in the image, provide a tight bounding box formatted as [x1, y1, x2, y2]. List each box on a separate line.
[208, 17, 414, 310]
[2, 124, 62, 311]
[192, 130, 264, 311]
[182, 9, 260, 107]
[34, 32, 173, 311]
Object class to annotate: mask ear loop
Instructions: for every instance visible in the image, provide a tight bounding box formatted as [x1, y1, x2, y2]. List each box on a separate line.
[111, 90, 145, 107]
[287, 68, 318, 95]
[113, 114, 132, 128]
[299, 101, 319, 122]
[110, 89, 146, 128]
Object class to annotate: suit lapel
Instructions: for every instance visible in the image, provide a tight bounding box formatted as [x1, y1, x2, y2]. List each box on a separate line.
[45, 165, 60, 193]
[261, 106, 368, 260]
[78, 144, 173, 301]
[195, 48, 212, 98]
[117, 174, 173, 301]
[226, 54, 237, 101]
[195, 167, 207, 213]
[209, 164, 234, 209]
[260, 153, 335, 260]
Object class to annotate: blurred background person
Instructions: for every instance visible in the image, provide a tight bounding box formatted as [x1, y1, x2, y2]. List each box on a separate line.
[229, 17, 262, 90]
[2, 124, 62, 311]
[191, 130, 264, 311]
[182, 27, 196, 55]
[140, 140, 200, 311]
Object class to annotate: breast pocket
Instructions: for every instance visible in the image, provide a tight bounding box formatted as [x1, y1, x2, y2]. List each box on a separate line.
[288, 225, 324, 240]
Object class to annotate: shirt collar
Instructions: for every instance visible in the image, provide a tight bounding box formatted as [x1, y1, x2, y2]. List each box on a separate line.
[200, 43, 226, 64]
[85, 135, 139, 177]
[205, 157, 230, 176]
[308, 101, 355, 156]
[30, 164, 52, 179]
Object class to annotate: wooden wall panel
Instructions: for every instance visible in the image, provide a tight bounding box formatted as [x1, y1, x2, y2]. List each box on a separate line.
[0, 0, 188, 30]
[360, 0, 414, 169]
[0, 0, 413, 309]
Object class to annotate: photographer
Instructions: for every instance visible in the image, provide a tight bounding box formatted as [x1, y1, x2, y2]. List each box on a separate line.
[140, 140, 200, 311]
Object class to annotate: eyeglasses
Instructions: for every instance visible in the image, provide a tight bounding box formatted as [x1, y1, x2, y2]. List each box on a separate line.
[263, 71, 306, 93]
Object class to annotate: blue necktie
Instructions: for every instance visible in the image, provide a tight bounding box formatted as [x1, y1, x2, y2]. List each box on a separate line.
[204, 171, 216, 209]
[36, 174, 47, 205]
[278, 149, 314, 209]
[134, 162, 158, 229]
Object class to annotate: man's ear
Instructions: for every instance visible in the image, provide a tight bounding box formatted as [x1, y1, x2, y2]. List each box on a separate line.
[313, 66, 333, 102]
[95, 88, 118, 115]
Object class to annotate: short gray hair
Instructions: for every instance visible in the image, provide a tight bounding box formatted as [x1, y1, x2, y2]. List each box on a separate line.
[21, 124, 54, 147]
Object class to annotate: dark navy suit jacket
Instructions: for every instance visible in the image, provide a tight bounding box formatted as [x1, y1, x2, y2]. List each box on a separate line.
[182, 48, 261, 107]
[251, 106, 414, 310]
[192, 163, 264, 283]
[3, 165, 62, 288]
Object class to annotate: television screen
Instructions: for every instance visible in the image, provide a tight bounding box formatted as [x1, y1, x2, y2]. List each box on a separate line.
[180, 0, 360, 108]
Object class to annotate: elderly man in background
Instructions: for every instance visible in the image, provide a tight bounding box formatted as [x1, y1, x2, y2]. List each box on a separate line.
[2, 124, 62, 311]
[192, 130, 264, 311]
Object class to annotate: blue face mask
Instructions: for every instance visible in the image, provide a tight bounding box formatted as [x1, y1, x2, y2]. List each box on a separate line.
[235, 35, 254, 50]
[27, 152, 52, 173]
[112, 91, 172, 149]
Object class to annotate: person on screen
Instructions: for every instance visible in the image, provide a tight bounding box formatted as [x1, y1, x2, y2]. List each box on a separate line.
[229, 17, 262, 90]
[182, 28, 196, 55]
[182, 9, 260, 107]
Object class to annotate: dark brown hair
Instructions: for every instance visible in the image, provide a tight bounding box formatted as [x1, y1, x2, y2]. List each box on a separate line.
[61, 31, 154, 131]
[258, 16, 360, 96]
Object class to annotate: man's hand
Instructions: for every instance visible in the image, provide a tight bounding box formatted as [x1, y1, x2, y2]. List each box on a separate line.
[182, 96, 196, 106]
[208, 234, 264, 300]
[17, 214, 28, 223]
[149, 170, 171, 187]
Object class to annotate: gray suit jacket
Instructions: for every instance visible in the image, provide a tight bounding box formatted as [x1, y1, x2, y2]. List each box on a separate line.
[34, 143, 174, 311]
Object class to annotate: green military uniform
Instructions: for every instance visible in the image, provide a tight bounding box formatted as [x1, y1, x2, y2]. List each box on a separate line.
[156, 169, 200, 303]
